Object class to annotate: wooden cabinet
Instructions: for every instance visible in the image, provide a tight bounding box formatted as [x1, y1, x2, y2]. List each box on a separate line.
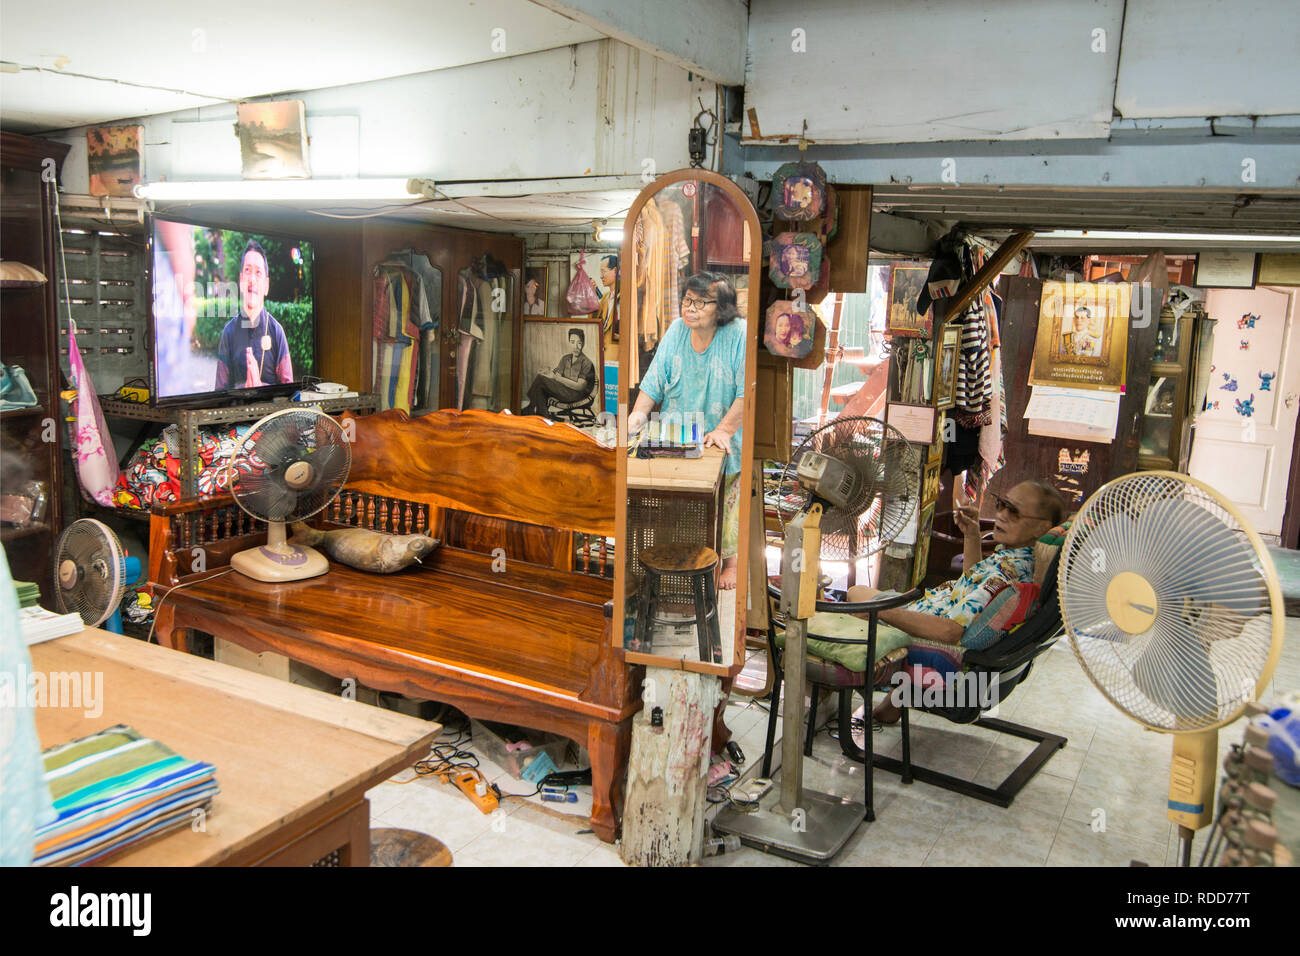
[1137, 305, 1205, 473]
[1, 132, 69, 603]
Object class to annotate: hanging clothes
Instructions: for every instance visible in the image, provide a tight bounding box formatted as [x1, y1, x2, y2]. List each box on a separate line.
[372, 251, 441, 414]
[456, 257, 511, 411]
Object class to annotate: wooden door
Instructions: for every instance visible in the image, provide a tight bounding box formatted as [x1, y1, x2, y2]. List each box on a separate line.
[1188, 286, 1300, 537]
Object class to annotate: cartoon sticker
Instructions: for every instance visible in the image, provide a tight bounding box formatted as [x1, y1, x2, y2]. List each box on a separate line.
[1238, 313, 1260, 330]
[1235, 394, 1256, 417]
[1220, 373, 1239, 392]
[1259, 371, 1275, 391]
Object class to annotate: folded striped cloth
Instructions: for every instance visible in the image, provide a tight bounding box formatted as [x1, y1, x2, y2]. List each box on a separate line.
[34, 725, 219, 866]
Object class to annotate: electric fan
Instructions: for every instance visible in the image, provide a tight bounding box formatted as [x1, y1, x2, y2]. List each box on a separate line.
[225, 408, 351, 583]
[715, 415, 920, 863]
[53, 518, 142, 632]
[1058, 471, 1284, 865]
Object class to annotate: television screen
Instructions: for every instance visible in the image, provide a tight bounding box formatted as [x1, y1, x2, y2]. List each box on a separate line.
[149, 217, 315, 404]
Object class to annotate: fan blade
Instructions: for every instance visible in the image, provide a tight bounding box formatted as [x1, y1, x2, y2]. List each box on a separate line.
[310, 439, 351, 489]
[244, 482, 298, 521]
[1131, 622, 1220, 724]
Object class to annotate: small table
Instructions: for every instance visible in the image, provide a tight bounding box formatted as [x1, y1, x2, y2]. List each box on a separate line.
[626, 446, 726, 553]
[30, 628, 440, 867]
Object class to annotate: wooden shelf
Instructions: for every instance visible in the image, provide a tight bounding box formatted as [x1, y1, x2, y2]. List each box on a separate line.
[1, 522, 51, 543]
[0, 405, 48, 421]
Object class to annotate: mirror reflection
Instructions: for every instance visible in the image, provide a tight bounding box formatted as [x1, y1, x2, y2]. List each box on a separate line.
[622, 179, 752, 666]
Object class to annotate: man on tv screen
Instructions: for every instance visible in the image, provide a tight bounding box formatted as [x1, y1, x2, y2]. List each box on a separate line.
[214, 239, 294, 390]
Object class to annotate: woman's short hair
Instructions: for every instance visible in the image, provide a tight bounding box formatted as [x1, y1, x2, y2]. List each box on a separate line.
[683, 272, 740, 326]
[1026, 480, 1068, 526]
[567, 328, 585, 347]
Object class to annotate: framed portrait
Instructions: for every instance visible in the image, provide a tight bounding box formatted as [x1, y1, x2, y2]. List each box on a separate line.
[911, 501, 936, 590]
[764, 300, 817, 360]
[772, 162, 827, 221]
[885, 261, 933, 338]
[523, 265, 549, 316]
[928, 411, 946, 465]
[767, 233, 823, 291]
[922, 460, 941, 506]
[934, 324, 960, 410]
[521, 317, 602, 423]
[1030, 280, 1131, 391]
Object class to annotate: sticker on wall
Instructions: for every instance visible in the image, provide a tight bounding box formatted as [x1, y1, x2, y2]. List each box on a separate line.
[1219, 373, 1239, 392]
[1209, 400, 1221, 411]
[1057, 448, 1090, 476]
[1238, 313, 1260, 330]
[1240, 339, 1251, 351]
[1259, 371, 1275, 391]
[1235, 394, 1256, 417]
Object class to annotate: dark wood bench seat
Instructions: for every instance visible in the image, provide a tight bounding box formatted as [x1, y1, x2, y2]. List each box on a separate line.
[150, 409, 635, 843]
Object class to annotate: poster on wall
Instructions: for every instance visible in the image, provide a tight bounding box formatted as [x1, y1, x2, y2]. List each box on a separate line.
[87, 125, 143, 197]
[1029, 280, 1131, 392]
[236, 101, 310, 179]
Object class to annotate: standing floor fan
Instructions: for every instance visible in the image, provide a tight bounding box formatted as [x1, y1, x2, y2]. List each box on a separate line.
[715, 415, 920, 863]
[1058, 472, 1284, 865]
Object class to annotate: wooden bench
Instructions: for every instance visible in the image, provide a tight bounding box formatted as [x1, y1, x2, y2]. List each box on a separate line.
[149, 408, 636, 843]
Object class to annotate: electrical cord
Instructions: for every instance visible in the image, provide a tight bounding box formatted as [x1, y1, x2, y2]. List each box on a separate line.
[145, 567, 235, 643]
[706, 783, 760, 813]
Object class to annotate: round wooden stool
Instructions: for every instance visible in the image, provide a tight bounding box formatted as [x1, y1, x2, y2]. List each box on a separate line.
[369, 827, 453, 867]
[633, 544, 722, 663]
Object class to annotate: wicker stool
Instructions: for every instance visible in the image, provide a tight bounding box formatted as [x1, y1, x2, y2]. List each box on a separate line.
[633, 544, 722, 663]
[369, 828, 453, 867]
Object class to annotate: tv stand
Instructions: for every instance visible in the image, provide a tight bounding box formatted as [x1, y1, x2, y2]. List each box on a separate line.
[100, 393, 378, 499]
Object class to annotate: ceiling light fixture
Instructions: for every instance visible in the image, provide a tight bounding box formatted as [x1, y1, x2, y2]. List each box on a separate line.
[593, 220, 625, 244]
[133, 178, 436, 202]
[1033, 230, 1300, 244]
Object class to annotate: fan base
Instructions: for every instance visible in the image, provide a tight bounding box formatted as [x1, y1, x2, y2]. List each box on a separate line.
[713, 789, 864, 864]
[231, 544, 330, 583]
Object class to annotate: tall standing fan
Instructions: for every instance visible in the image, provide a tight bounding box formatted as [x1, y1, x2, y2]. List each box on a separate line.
[1058, 471, 1284, 864]
[53, 518, 142, 632]
[715, 416, 920, 863]
[226, 408, 351, 583]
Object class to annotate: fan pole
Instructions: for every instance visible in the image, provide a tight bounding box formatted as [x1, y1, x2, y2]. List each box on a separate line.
[778, 615, 808, 814]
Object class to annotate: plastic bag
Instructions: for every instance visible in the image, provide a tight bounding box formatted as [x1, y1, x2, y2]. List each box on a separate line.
[565, 252, 601, 315]
[67, 322, 120, 506]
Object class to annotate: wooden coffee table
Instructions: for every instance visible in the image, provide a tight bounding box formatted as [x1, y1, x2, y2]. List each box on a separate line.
[30, 628, 440, 867]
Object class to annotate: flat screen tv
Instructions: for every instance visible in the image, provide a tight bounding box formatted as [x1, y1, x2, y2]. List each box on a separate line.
[148, 216, 316, 406]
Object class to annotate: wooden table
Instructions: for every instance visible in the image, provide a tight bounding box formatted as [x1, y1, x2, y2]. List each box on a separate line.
[30, 628, 440, 867]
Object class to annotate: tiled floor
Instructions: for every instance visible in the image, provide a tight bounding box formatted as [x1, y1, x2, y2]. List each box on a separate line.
[366, 615, 1300, 867]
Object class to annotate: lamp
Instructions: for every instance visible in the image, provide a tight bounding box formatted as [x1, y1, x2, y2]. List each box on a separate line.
[593, 220, 625, 244]
[133, 178, 436, 202]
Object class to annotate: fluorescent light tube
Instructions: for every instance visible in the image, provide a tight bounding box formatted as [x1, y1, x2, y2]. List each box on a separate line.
[133, 179, 429, 202]
[1034, 230, 1300, 243]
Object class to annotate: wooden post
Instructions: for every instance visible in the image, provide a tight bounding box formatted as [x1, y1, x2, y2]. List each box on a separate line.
[620, 667, 722, 866]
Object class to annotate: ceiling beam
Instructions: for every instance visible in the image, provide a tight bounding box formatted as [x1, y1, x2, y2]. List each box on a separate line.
[943, 231, 1035, 319]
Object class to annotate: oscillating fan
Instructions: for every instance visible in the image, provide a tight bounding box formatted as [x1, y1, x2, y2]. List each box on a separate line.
[715, 415, 920, 863]
[225, 408, 351, 583]
[53, 518, 142, 632]
[1058, 471, 1284, 865]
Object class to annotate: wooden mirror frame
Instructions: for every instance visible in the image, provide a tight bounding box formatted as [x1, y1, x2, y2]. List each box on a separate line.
[613, 168, 762, 678]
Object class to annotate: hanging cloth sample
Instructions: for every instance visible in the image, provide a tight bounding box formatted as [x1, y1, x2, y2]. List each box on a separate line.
[371, 267, 421, 413]
[456, 256, 511, 411]
[377, 249, 441, 413]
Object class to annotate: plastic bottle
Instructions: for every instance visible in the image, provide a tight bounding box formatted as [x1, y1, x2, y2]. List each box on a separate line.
[702, 834, 741, 857]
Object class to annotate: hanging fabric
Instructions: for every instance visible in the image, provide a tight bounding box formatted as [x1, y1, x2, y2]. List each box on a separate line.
[66, 321, 120, 506]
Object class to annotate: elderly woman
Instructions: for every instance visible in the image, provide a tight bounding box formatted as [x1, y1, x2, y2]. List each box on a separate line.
[849, 479, 1067, 722]
[628, 271, 746, 589]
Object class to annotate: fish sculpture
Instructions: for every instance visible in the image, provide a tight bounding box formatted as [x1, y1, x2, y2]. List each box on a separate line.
[290, 522, 439, 573]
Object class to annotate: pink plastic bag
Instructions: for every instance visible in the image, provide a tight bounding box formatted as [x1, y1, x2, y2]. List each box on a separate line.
[67, 321, 120, 506]
[566, 252, 601, 315]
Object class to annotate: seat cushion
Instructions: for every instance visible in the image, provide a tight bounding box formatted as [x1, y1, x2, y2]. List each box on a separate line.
[776, 613, 912, 673]
[961, 581, 1040, 650]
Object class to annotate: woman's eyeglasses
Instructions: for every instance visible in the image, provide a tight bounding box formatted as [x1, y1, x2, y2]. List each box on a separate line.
[681, 296, 717, 312]
[993, 494, 1050, 522]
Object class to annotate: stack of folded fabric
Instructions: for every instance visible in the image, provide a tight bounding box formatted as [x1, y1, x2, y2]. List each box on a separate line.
[14, 580, 41, 608]
[34, 725, 219, 866]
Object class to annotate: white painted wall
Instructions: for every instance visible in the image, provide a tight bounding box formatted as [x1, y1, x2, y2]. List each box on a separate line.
[745, 0, 1300, 145]
[51, 39, 714, 192]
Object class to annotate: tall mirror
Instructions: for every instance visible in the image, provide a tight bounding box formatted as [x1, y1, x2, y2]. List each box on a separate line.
[615, 170, 760, 676]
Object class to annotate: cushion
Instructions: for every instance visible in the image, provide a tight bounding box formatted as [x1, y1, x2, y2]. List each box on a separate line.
[1033, 518, 1072, 588]
[776, 613, 912, 673]
[289, 522, 439, 574]
[960, 581, 1040, 651]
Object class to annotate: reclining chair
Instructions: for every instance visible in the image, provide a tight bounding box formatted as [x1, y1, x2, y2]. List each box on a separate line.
[761, 535, 1069, 812]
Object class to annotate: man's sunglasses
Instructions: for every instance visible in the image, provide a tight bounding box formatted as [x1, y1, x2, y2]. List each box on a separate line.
[992, 494, 1050, 522]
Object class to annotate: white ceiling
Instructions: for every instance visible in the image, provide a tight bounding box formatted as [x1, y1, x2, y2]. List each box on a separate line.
[0, 0, 602, 132]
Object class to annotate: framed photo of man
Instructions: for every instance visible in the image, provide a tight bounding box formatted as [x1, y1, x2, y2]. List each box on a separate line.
[523, 265, 549, 315]
[521, 317, 603, 423]
[885, 260, 933, 338]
